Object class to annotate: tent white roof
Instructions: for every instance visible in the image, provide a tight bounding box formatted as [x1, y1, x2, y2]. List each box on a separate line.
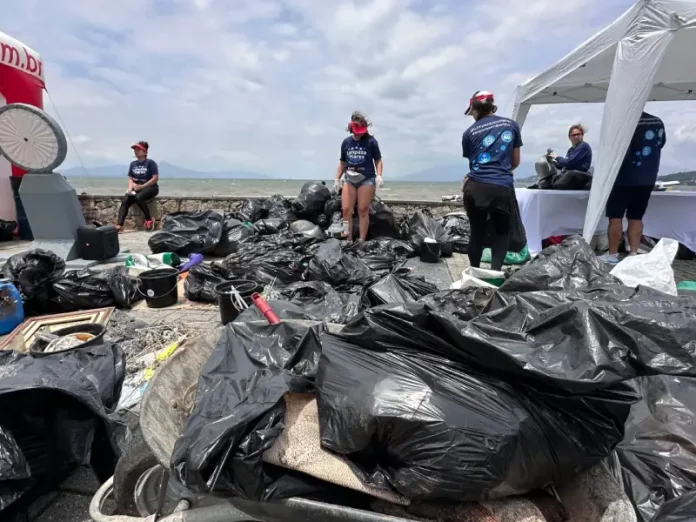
[512, 0, 696, 240]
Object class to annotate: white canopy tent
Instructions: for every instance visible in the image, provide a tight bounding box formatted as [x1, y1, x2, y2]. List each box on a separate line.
[511, 0, 696, 241]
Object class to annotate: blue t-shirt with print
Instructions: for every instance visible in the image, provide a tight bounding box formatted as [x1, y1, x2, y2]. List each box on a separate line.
[340, 136, 382, 177]
[462, 115, 522, 189]
[615, 112, 666, 187]
[128, 159, 159, 185]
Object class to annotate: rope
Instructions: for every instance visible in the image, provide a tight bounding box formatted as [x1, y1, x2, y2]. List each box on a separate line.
[44, 87, 89, 176]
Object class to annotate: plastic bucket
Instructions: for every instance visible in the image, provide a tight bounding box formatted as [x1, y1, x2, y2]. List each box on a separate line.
[420, 239, 441, 263]
[216, 279, 263, 325]
[138, 268, 179, 308]
[29, 323, 106, 356]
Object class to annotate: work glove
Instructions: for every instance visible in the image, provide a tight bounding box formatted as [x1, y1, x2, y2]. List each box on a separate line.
[333, 179, 341, 193]
[376, 175, 384, 189]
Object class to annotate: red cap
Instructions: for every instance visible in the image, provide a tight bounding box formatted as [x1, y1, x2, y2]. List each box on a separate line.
[465, 90, 494, 115]
[350, 122, 368, 135]
[131, 143, 147, 152]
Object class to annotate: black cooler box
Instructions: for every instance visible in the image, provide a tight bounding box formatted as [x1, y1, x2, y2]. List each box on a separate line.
[77, 225, 120, 260]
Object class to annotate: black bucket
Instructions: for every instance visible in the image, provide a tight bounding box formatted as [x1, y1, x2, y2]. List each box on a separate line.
[29, 323, 106, 357]
[216, 279, 263, 325]
[138, 268, 179, 308]
[420, 240, 441, 263]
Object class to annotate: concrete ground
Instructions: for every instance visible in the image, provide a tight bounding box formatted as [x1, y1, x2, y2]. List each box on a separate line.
[1, 231, 693, 521]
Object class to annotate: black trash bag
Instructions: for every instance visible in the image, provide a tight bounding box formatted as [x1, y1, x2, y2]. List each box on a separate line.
[307, 239, 376, 287]
[2, 249, 65, 315]
[418, 288, 494, 321]
[149, 211, 224, 256]
[441, 214, 470, 254]
[253, 218, 286, 235]
[654, 491, 696, 522]
[234, 300, 311, 322]
[324, 195, 342, 219]
[237, 199, 268, 223]
[249, 250, 309, 285]
[51, 266, 141, 312]
[483, 192, 527, 253]
[361, 198, 398, 239]
[551, 170, 592, 191]
[213, 216, 255, 257]
[317, 304, 637, 501]
[294, 182, 332, 220]
[171, 322, 328, 499]
[0, 220, 16, 242]
[279, 281, 362, 324]
[498, 235, 619, 293]
[616, 375, 696, 522]
[185, 263, 232, 303]
[262, 194, 297, 224]
[290, 220, 325, 240]
[0, 425, 31, 512]
[401, 210, 453, 256]
[363, 273, 438, 306]
[0, 343, 124, 512]
[342, 239, 410, 275]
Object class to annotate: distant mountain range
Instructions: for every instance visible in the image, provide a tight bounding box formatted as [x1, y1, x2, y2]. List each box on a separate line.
[61, 161, 271, 180]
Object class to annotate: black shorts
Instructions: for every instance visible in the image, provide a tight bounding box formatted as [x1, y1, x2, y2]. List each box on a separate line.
[463, 178, 514, 215]
[605, 185, 653, 220]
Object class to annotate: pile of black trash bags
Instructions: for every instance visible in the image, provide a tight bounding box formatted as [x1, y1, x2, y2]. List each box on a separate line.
[172, 236, 696, 521]
[1, 249, 142, 316]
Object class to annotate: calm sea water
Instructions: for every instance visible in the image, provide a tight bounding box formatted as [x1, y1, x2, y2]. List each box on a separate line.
[66, 177, 471, 202]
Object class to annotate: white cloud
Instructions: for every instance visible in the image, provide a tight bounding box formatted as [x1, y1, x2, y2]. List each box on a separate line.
[5, 0, 693, 179]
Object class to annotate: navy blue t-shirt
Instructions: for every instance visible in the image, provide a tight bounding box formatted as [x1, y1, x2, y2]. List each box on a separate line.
[555, 141, 592, 173]
[128, 159, 159, 185]
[615, 112, 666, 187]
[340, 136, 381, 177]
[462, 115, 522, 189]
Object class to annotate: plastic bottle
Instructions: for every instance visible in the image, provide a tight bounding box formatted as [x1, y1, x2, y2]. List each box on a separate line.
[0, 278, 24, 335]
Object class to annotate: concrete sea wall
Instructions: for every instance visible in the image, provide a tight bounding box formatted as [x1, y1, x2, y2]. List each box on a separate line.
[78, 195, 462, 229]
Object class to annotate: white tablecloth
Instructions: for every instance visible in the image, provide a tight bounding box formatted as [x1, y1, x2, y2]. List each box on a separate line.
[516, 189, 696, 254]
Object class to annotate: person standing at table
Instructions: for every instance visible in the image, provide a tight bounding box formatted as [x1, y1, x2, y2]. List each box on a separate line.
[549, 124, 592, 173]
[599, 111, 666, 264]
[461, 90, 522, 270]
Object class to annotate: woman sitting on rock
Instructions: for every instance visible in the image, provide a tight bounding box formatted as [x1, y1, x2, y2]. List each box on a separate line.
[116, 141, 159, 231]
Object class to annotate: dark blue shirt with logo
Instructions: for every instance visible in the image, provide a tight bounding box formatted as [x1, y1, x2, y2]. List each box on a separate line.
[462, 115, 522, 189]
[615, 112, 666, 187]
[340, 136, 382, 177]
[128, 159, 159, 185]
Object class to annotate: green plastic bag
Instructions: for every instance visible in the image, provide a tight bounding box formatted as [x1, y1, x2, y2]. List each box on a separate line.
[677, 281, 696, 291]
[481, 245, 530, 266]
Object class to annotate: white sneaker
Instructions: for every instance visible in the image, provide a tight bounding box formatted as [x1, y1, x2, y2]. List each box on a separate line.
[598, 252, 619, 265]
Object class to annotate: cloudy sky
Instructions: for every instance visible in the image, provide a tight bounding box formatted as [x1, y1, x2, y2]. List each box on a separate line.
[4, 0, 696, 178]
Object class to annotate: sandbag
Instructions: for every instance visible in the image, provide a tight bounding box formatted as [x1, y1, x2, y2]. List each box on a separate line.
[262, 194, 297, 225]
[362, 273, 437, 306]
[294, 182, 332, 221]
[51, 266, 141, 312]
[0, 220, 16, 242]
[148, 211, 224, 256]
[483, 192, 526, 253]
[185, 263, 232, 303]
[2, 249, 66, 315]
[279, 281, 362, 324]
[616, 375, 696, 522]
[441, 214, 470, 254]
[551, 170, 592, 190]
[213, 216, 255, 257]
[237, 199, 267, 223]
[307, 239, 376, 287]
[401, 210, 453, 256]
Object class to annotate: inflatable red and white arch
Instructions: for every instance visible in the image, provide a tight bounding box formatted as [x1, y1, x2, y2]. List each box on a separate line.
[0, 31, 45, 220]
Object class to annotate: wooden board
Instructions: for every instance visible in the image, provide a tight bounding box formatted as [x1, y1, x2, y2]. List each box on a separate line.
[0, 307, 114, 352]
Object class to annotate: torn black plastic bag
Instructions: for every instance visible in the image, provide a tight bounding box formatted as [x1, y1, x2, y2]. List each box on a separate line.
[2, 249, 65, 315]
[441, 214, 471, 254]
[185, 263, 233, 303]
[262, 194, 297, 225]
[294, 182, 332, 221]
[307, 239, 376, 286]
[317, 310, 635, 501]
[401, 210, 453, 256]
[616, 375, 696, 522]
[51, 266, 142, 312]
[363, 274, 438, 306]
[149, 211, 224, 256]
[237, 199, 268, 223]
[212, 216, 255, 257]
[418, 288, 494, 321]
[171, 322, 327, 499]
[279, 281, 362, 324]
[0, 343, 125, 512]
[498, 235, 619, 293]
